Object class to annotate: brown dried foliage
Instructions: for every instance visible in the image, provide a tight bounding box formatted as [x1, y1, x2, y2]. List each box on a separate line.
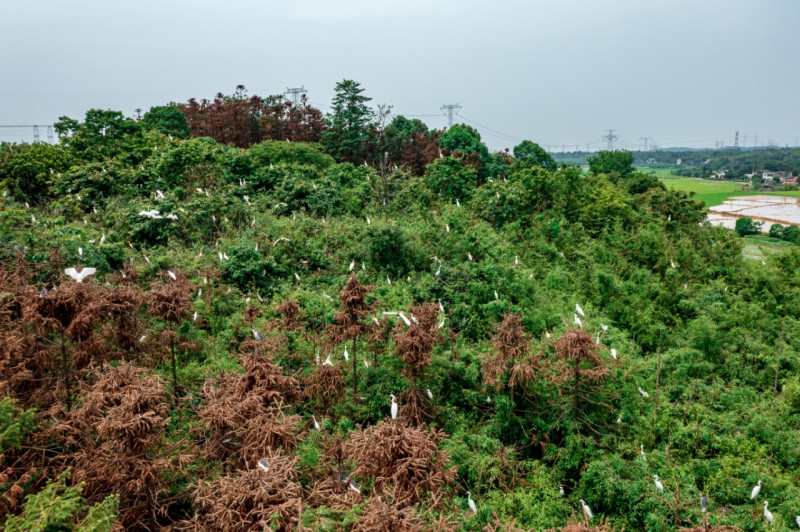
[197, 354, 301, 469]
[43, 363, 185, 530]
[302, 365, 344, 412]
[393, 303, 441, 382]
[186, 452, 304, 531]
[147, 271, 192, 324]
[551, 328, 610, 385]
[274, 298, 303, 333]
[351, 497, 426, 532]
[345, 420, 457, 509]
[484, 313, 531, 390]
[545, 515, 619, 532]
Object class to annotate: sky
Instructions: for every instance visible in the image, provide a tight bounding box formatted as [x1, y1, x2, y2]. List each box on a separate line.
[1, 0, 799, 151]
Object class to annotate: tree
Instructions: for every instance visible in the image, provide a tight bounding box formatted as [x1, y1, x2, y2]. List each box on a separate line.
[327, 274, 374, 396]
[323, 80, 376, 163]
[587, 150, 635, 180]
[424, 156, 478, 202]
[768, 223, 785, 240]
[734, 217, 762, 236]
[54, 109, 142, 161]
[140, 105, 190, 139]
[513, 140, 556, 171]
[438, 124, 490, 176]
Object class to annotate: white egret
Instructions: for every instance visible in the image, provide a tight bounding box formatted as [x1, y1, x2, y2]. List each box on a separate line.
[363, 359, 370, 369]
[251, 328, 264, 343]
[595, 332, 600, 344]
[574, 314, 582, 328]
[312, 415, 320, 431]
[764, 501, 773, 524]
[670, 259, 676, 269]
[257, 458, 269, 472]
[386, 275, 391, 285]
[439, 300, 445, 313]
[456, 198, 461, 207]
[546, 331, 551, 338]
[138, 209, 162, 219]
[245, 297, 251, 305]
[390, 394, 398, 419]
[438, 318, 446, 329]
[78, 247, 83, 256]
[31, 215, 36, 223]
[486, 396, 492, 404]
[575, 303, 585, 317]
[193, 311, 198, 322]
[654, 475, 664, 493]
[515, 255, 519, 266]
[223, 253, 230, 260]
[398, 312, 411, 326]
[751, 480, 762, 500]
[640, 445, 647, 461]
[611, 348, 617, 360]
[155, 190, 165, 199]
[795, 515, 799, 528]
[467, 491, 477, 514]
[580, 499, 593, 520]
[168, 270, 177, 281]
[701, 494, 707, 513]
[601, 323, 608, 331]
[467, 251, 473, 262]
[99, 234, 105, 245]
[166, 213, 178, 220]
[218, 252, 224, 261]
[446, 224, 450, 233]
[139, 335, 146, 343]
[143, 255, 150, 265]
[494, 290, 499, 300]
[559, 486, 565, 496]
[323, 354, 333, 367]
[427, 389, 433, 400]
[344, 345, 349, 361]
[638, 387, 650, 398]
[616, 414, 622, 423]
[349, 260, 355, 272]
[64, 267, 96, 283]
[366, 216, 371, 225]
[294, 272, 301, 281]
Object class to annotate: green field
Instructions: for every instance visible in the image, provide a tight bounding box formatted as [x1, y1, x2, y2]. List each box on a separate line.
[655, 177, 800, 207]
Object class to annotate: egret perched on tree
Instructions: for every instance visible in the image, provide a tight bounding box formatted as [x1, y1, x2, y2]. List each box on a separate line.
[168, 270, 177, 281]
[155, 190, 165, 199]
[611, 348, 617, 360]
[78, 247, 83, 256]
[654, 475, 664, 493]
[751, 480, 762, 499]
[601, 323, 608, 331]
[65, 267, 96, 283]
[39, 287, 47, 297]
[467, 491, 477, 514]
[764, 501, 774, 524]
[363, 359, 370, 369]
[574, 314, 582, 328]
[257, 458, 269, 472]
[559, 486, 565, 496]
[193, 311, 198, 322]
[494, 290, 499, 300]
[312, 415, 320, 431]
[427, 389, 433, 400]
[617, 413, 622, 424]
[343, 345, 349, 361]
[580, 499, 593, 520]
[575, 303, 585, 317]
[323, 353, 333, 367]
[251, 328, 264, 343]
[349, 260, 355, 272]
[438, 318, 446, 329]
[640, 445, 647, 461]
[701, 494, 707, 513]
[390, 394, 398, 419]
[795, 515, 799, 528]
[638, 387, 650, 398]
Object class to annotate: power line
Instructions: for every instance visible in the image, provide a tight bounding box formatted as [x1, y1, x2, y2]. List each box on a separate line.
[603, 129, 618, 150]
[284, 86, 307, 105]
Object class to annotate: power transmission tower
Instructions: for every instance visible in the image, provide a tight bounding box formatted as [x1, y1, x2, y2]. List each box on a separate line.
[47, 126, 54, 144]
[284, 86, 307, 105]
[33, 125, 40, 143]
[603, 129, 618, 150]
[440, 104, 461, 127]
[734, 130, 739, 148]
[743, 133, 748, 147]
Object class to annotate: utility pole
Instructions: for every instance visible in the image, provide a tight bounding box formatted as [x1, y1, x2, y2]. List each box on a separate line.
[284, 86, 307, 105]
[734, 130, 739, 148]
[440, 104, 461, 128]
[603, 129, 618, 150]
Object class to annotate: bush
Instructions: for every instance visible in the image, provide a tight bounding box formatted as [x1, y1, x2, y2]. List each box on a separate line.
[734, 217, 763, 236]
[424, 157, 478, 202]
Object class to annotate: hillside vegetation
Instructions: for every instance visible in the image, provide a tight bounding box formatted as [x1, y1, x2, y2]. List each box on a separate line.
[1, 83, 799, 531]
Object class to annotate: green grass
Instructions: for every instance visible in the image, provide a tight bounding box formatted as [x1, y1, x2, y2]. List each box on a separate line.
[661, 178, 749, 207]
[742, 234, 795, 260]
[638, 167, 682, 179]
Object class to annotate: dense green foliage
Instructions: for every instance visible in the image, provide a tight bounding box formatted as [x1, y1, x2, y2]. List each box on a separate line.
[1, 88, 800, 531]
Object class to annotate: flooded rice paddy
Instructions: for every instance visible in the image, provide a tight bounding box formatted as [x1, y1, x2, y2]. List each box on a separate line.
[706, 195, 800, 231]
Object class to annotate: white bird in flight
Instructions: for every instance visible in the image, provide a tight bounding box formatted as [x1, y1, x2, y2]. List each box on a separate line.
[64, 267, 96, 283]
[398, 312, 411, 326]
[138, 209, 162, 219]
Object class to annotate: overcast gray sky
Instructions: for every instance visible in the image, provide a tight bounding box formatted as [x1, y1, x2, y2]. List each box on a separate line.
[1, 0, 798, 151]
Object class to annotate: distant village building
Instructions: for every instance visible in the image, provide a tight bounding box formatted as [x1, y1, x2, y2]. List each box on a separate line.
[784, 176, 798, 184]
[762, 171, 790, 182]
[676, 158, 682, 165]
[646, 158, 656, 163]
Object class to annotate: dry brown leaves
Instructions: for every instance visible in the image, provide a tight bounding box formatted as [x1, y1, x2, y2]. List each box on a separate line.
[147, 270, 192, 324]
[484, 313, 531, 390]
[550, 327, 610, 385]
[393, 303, 441, 381]
[345, 420, 457, 509]
[545, 515, 619, 532]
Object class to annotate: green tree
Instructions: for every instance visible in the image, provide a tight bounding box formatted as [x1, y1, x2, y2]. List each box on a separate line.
[140, 105, 190, 139]
[424, 156, 478, 201]
[0, 143, 75, 205]
[439, 124, 489, 163]
[4, 470, 119, 531]
[768, 223, 785, 240]
[323, 80, 376, 163]
[735, 217, 763, 236]
[55, 109, 142, 161]
[512, 140, 556, 171]
[587, 150, 635, 180]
